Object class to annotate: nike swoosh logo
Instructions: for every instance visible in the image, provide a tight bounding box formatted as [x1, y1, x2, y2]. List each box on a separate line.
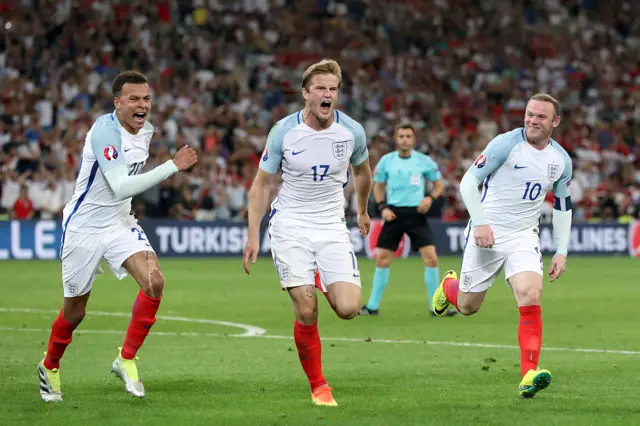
[434, 306, 447, 316]
[514, 164, 527, 169]
[124, 148, 132, 152]
[292, 150, 306, 156]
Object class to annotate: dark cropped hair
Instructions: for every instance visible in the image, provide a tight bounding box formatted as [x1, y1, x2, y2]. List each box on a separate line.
[394, 123, 416, 135]
[112, 71, 148, 97]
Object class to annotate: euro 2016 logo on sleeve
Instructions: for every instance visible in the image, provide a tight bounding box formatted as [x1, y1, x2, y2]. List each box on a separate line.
[104, 145, 118, 161]
[474, 154, 487, 169]
[332, 141, 348, 160]
[548, 164, 560, 181]
[262, 147, 269, 162]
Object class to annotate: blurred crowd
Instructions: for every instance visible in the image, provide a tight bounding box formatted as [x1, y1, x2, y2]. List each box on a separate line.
[0, 0, 639, 224]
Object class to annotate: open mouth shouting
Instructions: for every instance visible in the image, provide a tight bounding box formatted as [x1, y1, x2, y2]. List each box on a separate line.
[319, 100, 331, 115]
[133, 111, 147, 125]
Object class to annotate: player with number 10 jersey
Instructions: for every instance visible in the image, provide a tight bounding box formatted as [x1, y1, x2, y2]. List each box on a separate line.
[432, 93, 573, 399]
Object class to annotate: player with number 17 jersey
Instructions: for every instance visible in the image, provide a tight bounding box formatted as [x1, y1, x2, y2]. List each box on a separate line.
[260, 109, 368, 228]
[243, 59, 373, 407]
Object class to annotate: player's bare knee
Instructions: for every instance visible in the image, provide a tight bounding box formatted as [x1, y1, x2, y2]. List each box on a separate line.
[422, 255, 438, 268]
[517, 285, 542, 306]
[420, 246, 438, 267]
[334, 300, 358, 320]
[138, 252, 164, 297]
[63, 299, 88, 325]
[64, 308, 86, 325]
[457, 302, 480, 316]
[457, 294, 482, 316]
[296, 308, 318, 325]
[375, 251, 392, 268]
[147, 273, 164, 297]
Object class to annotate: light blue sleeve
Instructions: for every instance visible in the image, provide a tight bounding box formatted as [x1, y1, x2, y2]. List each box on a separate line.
[423, 155, 442, 182]
[90, 116, 127, 172]
[553, 144, 573, 211]
[349, 125, 368, 166]
[373, 154, 390, 183]
[259, 122, 286, 175]
[338, 112, 369, 166]
[469, 131, 519, 181]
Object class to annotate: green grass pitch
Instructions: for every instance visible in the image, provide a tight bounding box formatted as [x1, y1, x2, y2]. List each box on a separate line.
[1, 256, 639, 425]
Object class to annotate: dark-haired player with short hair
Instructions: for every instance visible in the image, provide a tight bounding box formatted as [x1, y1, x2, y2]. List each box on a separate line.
[359, 124, 454, 317]
[37, 71, 198, 402]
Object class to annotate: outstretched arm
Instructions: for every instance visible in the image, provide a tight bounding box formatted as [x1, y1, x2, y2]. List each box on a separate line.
[92, 121, 196, 200]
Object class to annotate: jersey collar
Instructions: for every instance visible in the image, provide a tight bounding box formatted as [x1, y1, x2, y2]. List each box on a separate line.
[110, 110, 123, 129]
[522, 127, 555, 152]
[297, 109, 340, 128]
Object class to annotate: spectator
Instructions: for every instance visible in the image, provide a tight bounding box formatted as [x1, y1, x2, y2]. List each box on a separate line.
[39, 173, 64, 220]
[0, 0, 637, 223]
[12, 185, 35, 220]
[213, 186, 232, 221]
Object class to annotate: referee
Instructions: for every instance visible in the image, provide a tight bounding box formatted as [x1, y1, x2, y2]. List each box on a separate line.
[359, 124, 455, 317]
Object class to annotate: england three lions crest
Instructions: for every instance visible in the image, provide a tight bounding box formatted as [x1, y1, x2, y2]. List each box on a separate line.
[332, 141, 348, 160]
[548, 164, 560, 181]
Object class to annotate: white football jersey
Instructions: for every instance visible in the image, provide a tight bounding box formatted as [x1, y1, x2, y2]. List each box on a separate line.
[61, 112, 153, 234]
[259, 110, 368, 227]
[469, 128, 573, 238]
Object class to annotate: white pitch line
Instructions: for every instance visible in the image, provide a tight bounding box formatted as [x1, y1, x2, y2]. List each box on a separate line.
[1, 325, 639, 356]
[0, 307, 265, 337]
[0, 327, 223, 338]
[257, 334, 640, 355]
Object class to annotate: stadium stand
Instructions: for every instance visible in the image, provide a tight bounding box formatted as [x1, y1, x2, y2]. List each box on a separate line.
[0, 0, 638, 224]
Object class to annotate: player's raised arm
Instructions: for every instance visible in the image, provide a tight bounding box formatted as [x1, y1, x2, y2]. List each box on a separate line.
[349, 122, 372, 236]
[243, 124, 284, 274]
[459, 134, 511, 247]
[549, 152, 573, 281]
[91, 120, 197, 201]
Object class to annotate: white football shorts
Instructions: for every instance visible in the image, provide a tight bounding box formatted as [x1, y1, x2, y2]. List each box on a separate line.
[59, 223, 155, 297]
[268, 213, 361, 290]
[459, 224, 543, 293]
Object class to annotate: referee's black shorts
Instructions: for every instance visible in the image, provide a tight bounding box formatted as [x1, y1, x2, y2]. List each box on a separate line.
[376, 206, 435, 252]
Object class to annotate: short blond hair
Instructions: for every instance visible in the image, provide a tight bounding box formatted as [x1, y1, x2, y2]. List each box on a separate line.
[528, 93, 560, 117]
[301, 59, 342, 90]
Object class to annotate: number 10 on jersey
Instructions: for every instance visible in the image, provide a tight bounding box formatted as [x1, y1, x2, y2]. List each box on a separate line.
[522, 181, 542, 201]
[312, 165, 330, 181]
